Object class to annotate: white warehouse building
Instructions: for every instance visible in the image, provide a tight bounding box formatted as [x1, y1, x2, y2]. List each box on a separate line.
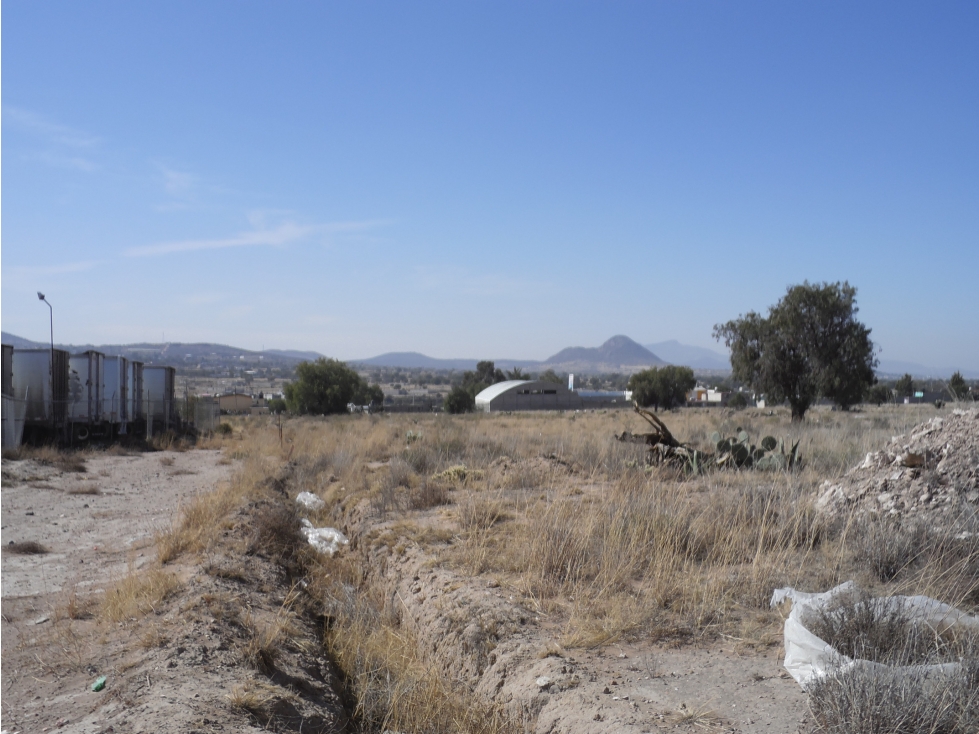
[474, 380, 586, 412]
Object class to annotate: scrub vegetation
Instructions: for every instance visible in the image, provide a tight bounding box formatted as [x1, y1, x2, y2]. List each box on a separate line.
[150, 403, 977, 731]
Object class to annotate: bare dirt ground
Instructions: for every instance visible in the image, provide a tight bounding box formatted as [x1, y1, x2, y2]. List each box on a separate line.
[1, 444, 814, 733]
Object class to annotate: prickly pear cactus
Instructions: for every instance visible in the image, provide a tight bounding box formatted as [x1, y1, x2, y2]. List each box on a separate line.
[710, 427, 799, 470]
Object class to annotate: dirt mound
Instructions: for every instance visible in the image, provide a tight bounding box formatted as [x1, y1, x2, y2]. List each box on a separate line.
[816, 408, 979, 522]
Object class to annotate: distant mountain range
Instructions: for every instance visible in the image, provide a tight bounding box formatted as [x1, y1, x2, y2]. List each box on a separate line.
[644, 340, 731, 370]
[6, 330, 970, 378]
[0, 331, 325, 368]
[356, 336, 728, 374]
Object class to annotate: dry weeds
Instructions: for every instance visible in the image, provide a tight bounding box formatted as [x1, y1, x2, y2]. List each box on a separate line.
[136, 403, 974, 731]
[100, 566, 181, 623]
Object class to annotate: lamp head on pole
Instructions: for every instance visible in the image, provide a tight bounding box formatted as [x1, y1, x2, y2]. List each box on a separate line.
[37, 292, 46, 301]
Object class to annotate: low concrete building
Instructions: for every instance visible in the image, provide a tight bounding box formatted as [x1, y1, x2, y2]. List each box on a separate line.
[219, 393, 254, 413]
[475, 380, 583, 412]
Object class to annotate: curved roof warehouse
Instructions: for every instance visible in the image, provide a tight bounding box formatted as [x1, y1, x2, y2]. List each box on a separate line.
[474, 380, 584, 412]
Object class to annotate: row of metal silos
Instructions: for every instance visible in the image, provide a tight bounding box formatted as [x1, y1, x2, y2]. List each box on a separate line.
[1, 344, 178, 447]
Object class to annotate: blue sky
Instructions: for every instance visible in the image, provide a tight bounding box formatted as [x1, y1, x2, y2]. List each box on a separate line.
[3, 1, 977, 370]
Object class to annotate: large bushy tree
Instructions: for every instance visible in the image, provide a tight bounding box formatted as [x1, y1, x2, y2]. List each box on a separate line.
[443, 385, 476, 414]
[284, 358, 384, 414]
[628, 366, 696, 410]
[443, 360, 507, 413]
[713, 281, 877, 421]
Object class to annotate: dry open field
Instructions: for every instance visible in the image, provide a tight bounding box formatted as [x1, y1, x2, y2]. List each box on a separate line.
[2, 403, 977, 733]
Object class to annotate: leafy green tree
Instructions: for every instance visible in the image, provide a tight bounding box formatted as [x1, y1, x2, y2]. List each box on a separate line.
[895, 373, 915, 399]
[538, 369, 563, 385]
[948, 371, 969, 401]
[628, 370, 660, 408]
[267, 397, 287, 413]
[457, 360, 506, 402]
[727, 392, 748, 409]
[353, 382, 385, 411]
[714, 281, 877, 421]
[284, 358, 383, 415]
[443, 385, 475, 414]
[867, 384, 893, 406]
[475, 360, 505, 385]
[505, 366, 528, 380]
[628, 366, 696, 410]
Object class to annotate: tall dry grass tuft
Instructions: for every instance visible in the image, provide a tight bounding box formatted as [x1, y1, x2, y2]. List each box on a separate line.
[100, 567, 181, 623]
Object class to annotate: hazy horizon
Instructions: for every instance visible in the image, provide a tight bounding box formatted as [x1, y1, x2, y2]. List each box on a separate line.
[3, 3, 977, 371]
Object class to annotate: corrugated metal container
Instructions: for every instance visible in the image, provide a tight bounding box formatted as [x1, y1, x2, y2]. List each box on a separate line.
[128, 361, 144, 423]
[2, 344, 13, 397]
[103, 356, 129, 425]
[12, 348, 71, 426]
[143, 366, 176, 429]
[69, 351, 105, 424]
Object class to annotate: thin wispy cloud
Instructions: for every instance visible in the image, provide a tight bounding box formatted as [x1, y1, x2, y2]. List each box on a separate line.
[5, 107, 101, 171]
[153, 164, 203, 211]
[35, 150, 98, 172]
[4, 107, 100, 148]
[160, 165, 198, 197]
[125, 219, 382, 257]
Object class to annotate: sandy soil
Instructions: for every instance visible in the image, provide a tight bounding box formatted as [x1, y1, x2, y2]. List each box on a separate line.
[1, 450, 240, 733]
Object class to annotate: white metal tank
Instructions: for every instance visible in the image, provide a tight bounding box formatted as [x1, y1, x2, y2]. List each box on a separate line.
[103, 356, 129, 426]
[11, 348, 71, 426]
[68, 351, 105, 424]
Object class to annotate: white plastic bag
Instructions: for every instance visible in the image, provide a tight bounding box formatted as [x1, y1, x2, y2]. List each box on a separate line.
[771, 581, 979, 690]
[301, 518, 348, 556]
[296, 491, 326, 511]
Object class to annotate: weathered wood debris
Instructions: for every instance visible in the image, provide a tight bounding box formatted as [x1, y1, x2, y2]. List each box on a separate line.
[615, 403, 799, 472]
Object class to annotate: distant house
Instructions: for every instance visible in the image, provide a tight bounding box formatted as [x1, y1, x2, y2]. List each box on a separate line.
[687, 386, 730, 405]
[219, 393, 254, 413]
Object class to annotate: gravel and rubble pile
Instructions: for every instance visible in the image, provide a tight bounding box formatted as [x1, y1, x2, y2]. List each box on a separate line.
[816, 408, 979, 523]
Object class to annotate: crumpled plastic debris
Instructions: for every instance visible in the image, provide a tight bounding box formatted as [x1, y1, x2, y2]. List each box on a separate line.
[301, 518, 348, 556]
[296, 491, 326, 511]
[92, 675, 107, 692]
[771, 581, 979, 690]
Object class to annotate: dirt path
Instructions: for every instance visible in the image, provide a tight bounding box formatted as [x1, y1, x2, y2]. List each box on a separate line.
[1, 450, 238, 733]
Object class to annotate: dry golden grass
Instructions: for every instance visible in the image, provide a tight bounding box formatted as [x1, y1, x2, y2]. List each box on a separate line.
[311, 553, 515, 734]
[241, 586, 303, 673]
[100, 566, 181, 623]
[142, 403, 970, 731]
[227, 679, 298, 718]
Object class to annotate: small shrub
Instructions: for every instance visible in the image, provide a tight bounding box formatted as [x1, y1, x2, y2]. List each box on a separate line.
[6, 541, 49, 554]
[808, 659, 979, 734]
[249, 502, 305, 572]
[216, 422, 234, 436]
[431, 465, 484, 483]
[854, 518, 930, 582]
[408, 480, 451, 510]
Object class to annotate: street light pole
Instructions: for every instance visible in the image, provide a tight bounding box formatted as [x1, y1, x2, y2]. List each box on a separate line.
[37, 293, 54, 426]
